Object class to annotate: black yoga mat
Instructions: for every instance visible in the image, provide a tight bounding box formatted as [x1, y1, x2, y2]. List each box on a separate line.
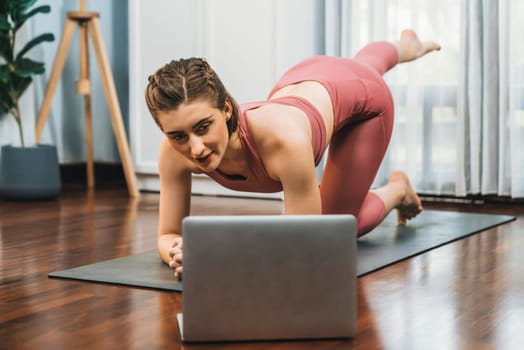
[48, 210, 515, 291]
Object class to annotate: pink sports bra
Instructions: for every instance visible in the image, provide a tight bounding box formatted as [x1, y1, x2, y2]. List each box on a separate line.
[206, 96, 326, 193]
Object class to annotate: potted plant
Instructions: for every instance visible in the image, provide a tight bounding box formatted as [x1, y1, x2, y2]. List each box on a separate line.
[0, 0, 58, 200]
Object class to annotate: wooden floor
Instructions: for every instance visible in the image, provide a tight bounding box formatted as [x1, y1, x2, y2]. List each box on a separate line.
[1, 185, 523, 350]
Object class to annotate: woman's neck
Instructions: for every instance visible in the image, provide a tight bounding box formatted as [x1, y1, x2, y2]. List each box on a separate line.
[218, 131, 248, 178]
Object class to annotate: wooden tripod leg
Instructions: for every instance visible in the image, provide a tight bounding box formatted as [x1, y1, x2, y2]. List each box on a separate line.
[87, 17, 139, 197]
[79, 22, 95, 189]
[36, 18, 77, 143]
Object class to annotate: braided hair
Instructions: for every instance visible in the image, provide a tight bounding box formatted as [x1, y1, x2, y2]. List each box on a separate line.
[145, 58, 239, 136]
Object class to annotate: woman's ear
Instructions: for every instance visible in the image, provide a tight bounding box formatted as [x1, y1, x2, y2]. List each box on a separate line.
[225, 99, 233, 119]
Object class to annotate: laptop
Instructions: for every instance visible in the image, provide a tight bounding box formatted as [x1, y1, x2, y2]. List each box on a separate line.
[177, 214, 357, 342]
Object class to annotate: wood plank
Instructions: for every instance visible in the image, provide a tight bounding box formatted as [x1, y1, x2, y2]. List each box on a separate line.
[1, 186, 523, 349]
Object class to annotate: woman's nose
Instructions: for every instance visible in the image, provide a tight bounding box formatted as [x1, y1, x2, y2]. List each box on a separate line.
[189, 136, 205, 157]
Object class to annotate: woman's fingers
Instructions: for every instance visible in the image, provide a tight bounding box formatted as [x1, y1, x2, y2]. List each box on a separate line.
[174, 266, 183, 280]
[172, 236, 183, 248]
[169, 238, 183, 257]
[174, 252, 183, 263]
[169, 246, 181, 258]
[169, 252, 183, 265]
[169, 236, 184, 280]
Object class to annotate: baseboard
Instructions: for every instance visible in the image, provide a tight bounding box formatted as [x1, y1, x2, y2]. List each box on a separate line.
[137, 172, 283, 200]
[60, 163, 125, 186]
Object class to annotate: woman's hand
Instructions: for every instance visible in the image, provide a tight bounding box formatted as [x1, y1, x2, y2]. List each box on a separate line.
[169, 236, 184, 280]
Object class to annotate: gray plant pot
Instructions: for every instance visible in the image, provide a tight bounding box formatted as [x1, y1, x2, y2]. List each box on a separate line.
[0, 144, 61, 200]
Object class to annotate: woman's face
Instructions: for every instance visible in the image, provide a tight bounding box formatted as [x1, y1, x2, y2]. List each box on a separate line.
[156, 99, 232, 172]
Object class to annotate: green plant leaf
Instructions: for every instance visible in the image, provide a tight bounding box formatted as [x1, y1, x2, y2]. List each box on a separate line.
[0, 83, 16, 113]
[16, 32, 54, 60]
[13, 58, 44, 77]
[0, 16, 11, 31]
[8, 0, 38, 12]
[0, 1, 8, 17]
[2, 0, 53, 146]
[0, 96, 12, 114]
[0, 103, 9, 115]
[0, 64, 10, 83]
[8, 0, 38, 22]
[14, 5, 51, 32]
[11, 74, 32, 99]
[0, 33, 12, 62]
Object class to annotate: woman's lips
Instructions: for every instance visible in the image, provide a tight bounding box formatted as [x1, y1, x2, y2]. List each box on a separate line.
[196, 153, 211, 164]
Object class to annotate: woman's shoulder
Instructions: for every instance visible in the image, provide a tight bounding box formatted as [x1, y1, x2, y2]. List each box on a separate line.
[245, 104, 312, 153]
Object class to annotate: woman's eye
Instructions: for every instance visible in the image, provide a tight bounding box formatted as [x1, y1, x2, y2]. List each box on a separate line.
[170, 134, 186, 142]
[196, 122, 210, 134]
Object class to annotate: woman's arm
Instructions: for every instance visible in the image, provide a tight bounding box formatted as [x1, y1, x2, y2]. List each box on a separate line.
[267, 140, 321, 215]
[157, 138, 192, 268]
[250, 107, 322, 214]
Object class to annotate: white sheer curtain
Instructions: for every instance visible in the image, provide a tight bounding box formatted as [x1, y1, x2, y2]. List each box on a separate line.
[324, 0, 462, 196]
[458, 0, 524, 197]
[504, 0, 524, 197]
[324, 0, 524, 198]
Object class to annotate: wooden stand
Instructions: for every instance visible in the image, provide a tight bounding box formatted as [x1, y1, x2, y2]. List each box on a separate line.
[35, 4, 139, 197]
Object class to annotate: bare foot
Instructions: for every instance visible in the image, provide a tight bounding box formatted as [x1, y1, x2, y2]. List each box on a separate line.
[389, 171, 423, 225]
[395, 29, 441, 63]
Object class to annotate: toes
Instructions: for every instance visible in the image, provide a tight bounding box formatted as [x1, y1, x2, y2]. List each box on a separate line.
[397, 211, 407, 225]
[398, 213, 410, 224]
[396, 204, 423, 225]
[401, 29, 417, 40]
[422, 41, 441, 55]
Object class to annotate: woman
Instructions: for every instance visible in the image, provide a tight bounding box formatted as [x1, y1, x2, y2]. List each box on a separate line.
[145, 30, 440, 279]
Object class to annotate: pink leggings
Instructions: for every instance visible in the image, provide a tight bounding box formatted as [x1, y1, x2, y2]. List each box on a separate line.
[319, 42, 398, 235]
